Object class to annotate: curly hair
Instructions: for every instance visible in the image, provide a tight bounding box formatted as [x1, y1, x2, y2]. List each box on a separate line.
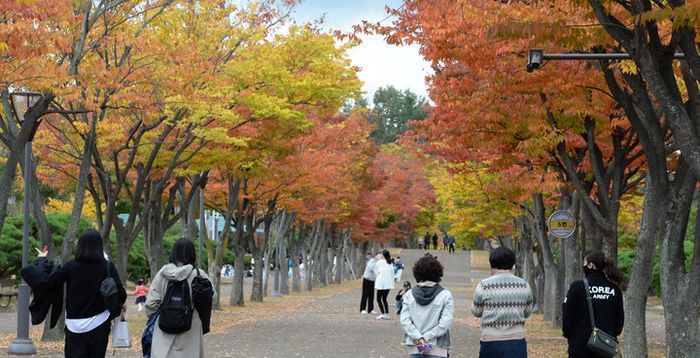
[412, 256, 444, 283]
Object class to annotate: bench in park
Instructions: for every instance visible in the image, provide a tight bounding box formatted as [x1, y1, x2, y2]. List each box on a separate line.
[0, 278, 18, 307]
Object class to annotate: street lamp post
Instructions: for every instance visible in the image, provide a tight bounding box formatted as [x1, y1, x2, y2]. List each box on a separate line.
[7, 91, 43, 356]
[526, 49, 686, 72]
[198, 171, 209, 271]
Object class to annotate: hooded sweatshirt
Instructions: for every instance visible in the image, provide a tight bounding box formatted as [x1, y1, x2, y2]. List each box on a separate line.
[146, 263, 213, 358]
[400, 281, 454, 357]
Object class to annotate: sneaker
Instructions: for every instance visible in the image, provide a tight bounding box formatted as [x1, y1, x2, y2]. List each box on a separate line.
[368, 310, 376, 315]
[361, 310, 367, 314]
[376, 314, 385, 320]
[383, 315, 391, 320]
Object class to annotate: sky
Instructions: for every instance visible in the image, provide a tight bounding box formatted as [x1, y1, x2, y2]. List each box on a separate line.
[290, 0, 431, 101]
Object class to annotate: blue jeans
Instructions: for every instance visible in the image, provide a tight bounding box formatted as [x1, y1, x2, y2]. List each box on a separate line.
[479, 339, 527, 358]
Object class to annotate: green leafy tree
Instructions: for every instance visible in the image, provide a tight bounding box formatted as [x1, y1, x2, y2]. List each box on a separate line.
[369, 86, 428, 144]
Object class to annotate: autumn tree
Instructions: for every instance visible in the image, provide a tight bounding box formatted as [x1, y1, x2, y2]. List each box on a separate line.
[371, 0, 649, 330]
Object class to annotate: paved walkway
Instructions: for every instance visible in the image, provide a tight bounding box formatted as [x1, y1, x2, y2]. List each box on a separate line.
[206, 249, 488, 358]
[0, 249, 667, 356]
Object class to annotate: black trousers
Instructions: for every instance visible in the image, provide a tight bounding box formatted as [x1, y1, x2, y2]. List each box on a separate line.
[449, 244, 455, 253]
[360, 278, 375, 312]
[65, 319, 111, 358]
[376, 289, 390, 314]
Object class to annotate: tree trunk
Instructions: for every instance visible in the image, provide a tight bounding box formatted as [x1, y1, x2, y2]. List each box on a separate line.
[291, 234, 301, 293]
[230, 238, 245, 307]
[305, 221, 323, 291]
[623, 176, 667, 358]
[562, 191, 582, 293]
[61, 116, 96, 265]
[115, 238, 130, 284]
[290, 224, 302, 293]
[250, 244, 264, 302]
[0, 92, 51, 237]
[533, 194, 563, 327]
[280, 231, 289, 295]
[660, 163, 700, 358]
[26, 157, 50, 248]
[335, 235, 346, 284]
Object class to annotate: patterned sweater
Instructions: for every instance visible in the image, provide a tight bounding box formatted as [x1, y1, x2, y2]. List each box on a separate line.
[471, 272, 533, 341]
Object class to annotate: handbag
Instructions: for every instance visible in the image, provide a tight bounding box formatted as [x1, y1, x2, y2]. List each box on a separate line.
[112, 312, 131, 348]
[100, 261, 121, 320]
[583, 278, 618, 357]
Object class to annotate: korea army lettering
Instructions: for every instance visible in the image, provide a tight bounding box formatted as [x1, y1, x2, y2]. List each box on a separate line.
[589, 286, 615, 299]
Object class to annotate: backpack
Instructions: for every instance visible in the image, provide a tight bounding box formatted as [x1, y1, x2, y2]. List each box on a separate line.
[190, 269, 213, 334]
[100, 261, 122, 320]
[158, 268, 194, 334]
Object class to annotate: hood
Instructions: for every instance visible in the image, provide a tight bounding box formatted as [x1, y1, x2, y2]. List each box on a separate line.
[411, 284, 444, 306]
[160, 263, 195, 281]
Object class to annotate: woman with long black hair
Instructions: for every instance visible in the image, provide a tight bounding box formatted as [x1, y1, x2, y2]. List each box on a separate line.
[373, 249, 395, 320]
[562, 250, 625, 358]
[22, 229, 127, 357]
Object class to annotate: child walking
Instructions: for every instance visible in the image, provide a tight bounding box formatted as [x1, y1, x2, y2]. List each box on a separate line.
[133, 278, 148, 311]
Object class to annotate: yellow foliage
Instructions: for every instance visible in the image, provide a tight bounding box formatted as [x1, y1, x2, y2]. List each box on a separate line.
[618, 190, 644, 235]
[429, 162, 518, 246]
[47, 195, 102, 223]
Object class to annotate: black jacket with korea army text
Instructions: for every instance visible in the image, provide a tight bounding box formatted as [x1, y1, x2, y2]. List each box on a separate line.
[562, 269, 624, 357]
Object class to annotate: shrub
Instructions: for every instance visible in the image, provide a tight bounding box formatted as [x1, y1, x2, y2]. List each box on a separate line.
[0, 213, 93, 279]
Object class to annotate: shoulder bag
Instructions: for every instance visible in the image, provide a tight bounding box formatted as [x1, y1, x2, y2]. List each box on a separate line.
[583, 278, 618, 358]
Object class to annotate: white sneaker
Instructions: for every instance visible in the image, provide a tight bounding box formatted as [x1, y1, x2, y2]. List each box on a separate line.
[368, 310, 376, 315]
[376, 314, 385, 320]
[383, 315, 391, 320]
[361, 310, 367, 314]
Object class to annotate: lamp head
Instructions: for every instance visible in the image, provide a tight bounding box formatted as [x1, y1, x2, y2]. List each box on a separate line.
[527, 49, 543, 73]
[10, 91, 42, 124]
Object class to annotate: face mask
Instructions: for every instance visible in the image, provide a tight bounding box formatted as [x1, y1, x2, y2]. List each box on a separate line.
[583, 265, 597, 275]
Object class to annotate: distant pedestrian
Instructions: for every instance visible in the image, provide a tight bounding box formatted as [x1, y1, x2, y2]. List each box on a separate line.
[448, 236, 456, 254]
[395, 281, 411, 315]
[360, 253, 377, 314]
[21, 230, 127, 358]
[442, 232, 449, 251]
[423, 232, 431, 251]
[472, 247, 533, 358]
[134, 278, 149, 312]
[394, 256, 405, 283]
[400, 256, 453, 357]
[432, 233, 439, 250]
[563, 250, 624, 358]
[146, 238, 213, 358]
[373, 250, 395, 320]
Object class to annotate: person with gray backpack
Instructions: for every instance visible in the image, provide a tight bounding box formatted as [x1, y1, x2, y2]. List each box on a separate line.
[145, 238, 213, 358]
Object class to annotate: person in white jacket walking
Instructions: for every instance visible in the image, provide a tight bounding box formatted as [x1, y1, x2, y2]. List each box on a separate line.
[400, 256, 454, 358]
[373, 249, 396, 320]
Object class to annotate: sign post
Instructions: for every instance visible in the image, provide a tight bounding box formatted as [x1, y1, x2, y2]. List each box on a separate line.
[547, 211, 576, 238]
